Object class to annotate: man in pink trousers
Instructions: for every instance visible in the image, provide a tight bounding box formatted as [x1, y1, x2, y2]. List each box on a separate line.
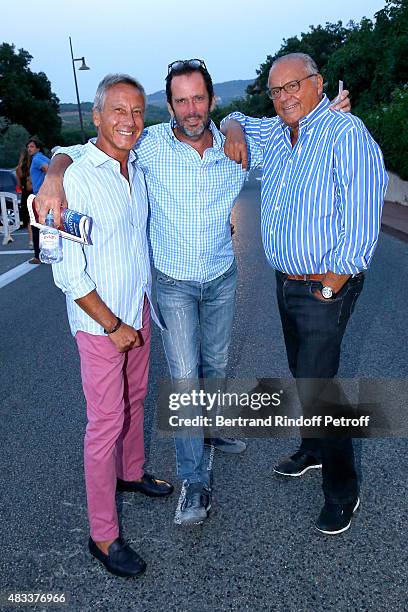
[51, 74, 173, 578]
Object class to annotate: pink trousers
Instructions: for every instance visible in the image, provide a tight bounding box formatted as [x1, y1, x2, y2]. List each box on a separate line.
[76, 301, 150, 541]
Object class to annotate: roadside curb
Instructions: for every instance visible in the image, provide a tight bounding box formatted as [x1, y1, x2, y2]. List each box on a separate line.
[381, 201, 408, 243]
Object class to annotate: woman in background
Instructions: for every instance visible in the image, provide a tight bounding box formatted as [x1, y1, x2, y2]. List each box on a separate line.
[16, 149, 33, 248]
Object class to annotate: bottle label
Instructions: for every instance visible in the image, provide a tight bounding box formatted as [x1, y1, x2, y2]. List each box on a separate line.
[41, 232, 59, 249]
[61, 209, 84, 238]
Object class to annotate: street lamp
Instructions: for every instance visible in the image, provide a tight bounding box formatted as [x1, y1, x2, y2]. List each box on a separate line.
[69, 36, 90, 144]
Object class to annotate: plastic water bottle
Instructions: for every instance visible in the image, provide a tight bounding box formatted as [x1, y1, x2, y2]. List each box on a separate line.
[39, 210, 63, 264]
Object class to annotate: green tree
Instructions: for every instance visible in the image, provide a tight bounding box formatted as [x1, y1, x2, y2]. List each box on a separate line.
[245, 21, 349, 117]
[60, 127, 96, 146]
[325, 1, 408, 111]
[0, 123, 30, 167]
[0, 43, 61, 147]
[223, 0, 408, 178]
[360, 86, 408, 180]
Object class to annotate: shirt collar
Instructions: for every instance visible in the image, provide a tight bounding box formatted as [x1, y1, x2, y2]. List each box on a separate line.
[277, 94, 331, 133]
[85, 140, 137, 167]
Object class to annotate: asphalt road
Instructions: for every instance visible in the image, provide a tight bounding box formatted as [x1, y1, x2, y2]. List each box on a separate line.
[0, 175, 407, 612]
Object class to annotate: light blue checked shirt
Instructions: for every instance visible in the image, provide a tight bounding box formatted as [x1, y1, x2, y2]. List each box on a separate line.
[223, 96, 388, 275]
[59, 120, 262, 283]
[52, 142, 153, 337]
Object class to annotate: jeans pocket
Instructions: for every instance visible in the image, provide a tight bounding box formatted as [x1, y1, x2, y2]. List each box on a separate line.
[221, 260, 237, 280]
[338, 284, 363, 326]
[308, 282, 348, 304]
[157, 272, 176, 286]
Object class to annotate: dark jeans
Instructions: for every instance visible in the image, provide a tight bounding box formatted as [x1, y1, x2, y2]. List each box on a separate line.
[32, 226, 40, 258]
[20, 188, 32, 227]
[275, 271, 364, 504]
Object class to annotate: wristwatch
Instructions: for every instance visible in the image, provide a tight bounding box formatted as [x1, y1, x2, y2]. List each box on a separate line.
[321, 285, 334, 299]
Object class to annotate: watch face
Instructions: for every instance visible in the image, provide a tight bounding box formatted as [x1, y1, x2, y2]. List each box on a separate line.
[321, 286, 333, 299]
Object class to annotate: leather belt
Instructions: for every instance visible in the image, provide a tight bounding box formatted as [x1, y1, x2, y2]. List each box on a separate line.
[285, 274, 325, 281]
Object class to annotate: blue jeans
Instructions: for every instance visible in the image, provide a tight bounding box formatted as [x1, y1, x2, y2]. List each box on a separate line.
[156, 261, 237, 485]
[275, 271, 364, 504]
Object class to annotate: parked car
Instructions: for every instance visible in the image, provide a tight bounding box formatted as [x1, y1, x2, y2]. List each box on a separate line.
[0, 168, 20, 197]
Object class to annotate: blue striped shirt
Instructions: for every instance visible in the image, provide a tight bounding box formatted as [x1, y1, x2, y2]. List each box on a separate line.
[52, 142, 154, 336]
[59, 120, 262, 283]
[224, 96, 388, 275]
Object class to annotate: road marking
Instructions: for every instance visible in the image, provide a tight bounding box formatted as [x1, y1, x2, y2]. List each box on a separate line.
[0, 250, 33, 255]
[0, 260, 40, 289]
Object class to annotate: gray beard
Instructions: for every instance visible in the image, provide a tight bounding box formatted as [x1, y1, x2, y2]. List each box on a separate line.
[177, 121, 206, 138]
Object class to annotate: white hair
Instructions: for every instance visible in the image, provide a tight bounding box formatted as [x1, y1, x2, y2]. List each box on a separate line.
[270, 53, 319, 75]
[93, 73, 146, 111]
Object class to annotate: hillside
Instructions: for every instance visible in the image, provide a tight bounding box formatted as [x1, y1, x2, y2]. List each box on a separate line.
[146, 79, 253, 107]
[59, 78, 253, 129]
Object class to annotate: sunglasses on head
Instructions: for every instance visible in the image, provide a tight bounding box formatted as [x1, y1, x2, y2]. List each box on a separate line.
[167, 58, 207, 75]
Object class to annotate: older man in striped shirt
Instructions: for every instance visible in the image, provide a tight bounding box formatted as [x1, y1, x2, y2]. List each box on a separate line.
[51, 74, 173, 578]
[222, 52, 388, 535]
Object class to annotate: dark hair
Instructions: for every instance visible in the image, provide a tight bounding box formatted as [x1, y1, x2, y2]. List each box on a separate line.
[165, 64, 214, 108]
[17, 149, 32, 178]
[26, 136, 44, 152]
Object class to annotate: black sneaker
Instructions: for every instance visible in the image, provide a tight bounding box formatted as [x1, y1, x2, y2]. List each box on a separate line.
[315, 497, 360, 535]
[273, 450, 322, 476]
[178, 482, 211, 526]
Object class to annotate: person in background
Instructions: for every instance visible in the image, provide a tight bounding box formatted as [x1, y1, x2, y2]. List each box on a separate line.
[26, 137, 49, 263]
[16, 149, 33, 247]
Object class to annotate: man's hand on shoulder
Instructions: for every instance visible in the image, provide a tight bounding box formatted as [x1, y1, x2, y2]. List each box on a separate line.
[109, 323, 144, 353]
[330, 89, 351, 113]
[222, 119, 248, 171]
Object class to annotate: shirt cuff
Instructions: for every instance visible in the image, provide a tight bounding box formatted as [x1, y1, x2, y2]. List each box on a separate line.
[66, 275, 96, 301]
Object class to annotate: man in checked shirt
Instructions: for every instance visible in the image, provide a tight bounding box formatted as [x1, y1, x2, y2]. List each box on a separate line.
[222, 53, 388, 535]
[35, 59, 350, 526]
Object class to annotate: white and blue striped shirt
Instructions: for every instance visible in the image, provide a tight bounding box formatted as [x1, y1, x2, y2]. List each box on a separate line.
[59, 120, 262, 283]
[52, 142, 153, 336]
[224, 96, 388, 275]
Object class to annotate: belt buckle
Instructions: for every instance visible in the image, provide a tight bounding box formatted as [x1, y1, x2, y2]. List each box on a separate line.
[302, 274, 308, 281]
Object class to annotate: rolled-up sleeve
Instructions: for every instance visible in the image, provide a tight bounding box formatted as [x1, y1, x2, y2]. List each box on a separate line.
[332, 125, 388, 274]
[221, 112, 275, 150]
[51, 177, 96, 299]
